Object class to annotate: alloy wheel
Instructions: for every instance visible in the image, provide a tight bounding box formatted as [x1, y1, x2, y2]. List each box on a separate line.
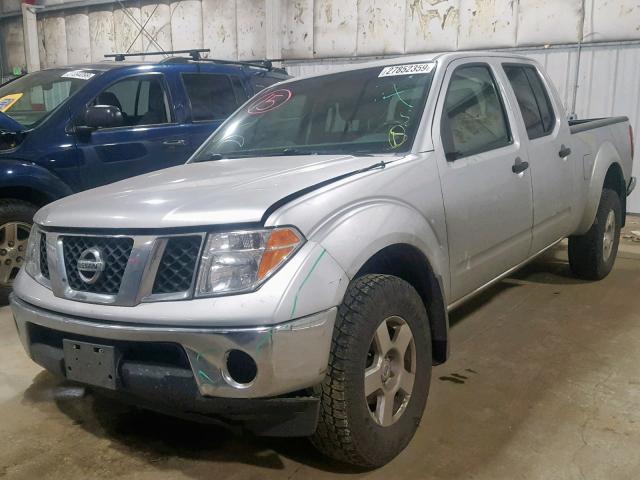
[364, 315, 416, 427]
[0, 222, 31, 286]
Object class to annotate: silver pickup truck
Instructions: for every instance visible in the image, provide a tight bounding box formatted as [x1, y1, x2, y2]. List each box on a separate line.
[10, 52, 635, 467]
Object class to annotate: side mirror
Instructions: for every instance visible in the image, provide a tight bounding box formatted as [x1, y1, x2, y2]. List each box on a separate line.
[81, 105, 124, 131]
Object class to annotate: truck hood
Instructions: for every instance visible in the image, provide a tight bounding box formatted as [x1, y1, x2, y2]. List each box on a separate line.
[0, 111, 23, 133]
[36, 154, 390, 229]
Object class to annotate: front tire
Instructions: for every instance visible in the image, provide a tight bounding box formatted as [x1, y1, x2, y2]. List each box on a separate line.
[0, 199, 37, 304]
[569, 188, 622, 280]
[311, 274, 432, 468]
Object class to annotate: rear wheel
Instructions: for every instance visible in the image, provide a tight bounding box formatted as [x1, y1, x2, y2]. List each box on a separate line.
[569, 188, 621, 280]
[311, 274, 432, 468]
[0, 200, 37, 304]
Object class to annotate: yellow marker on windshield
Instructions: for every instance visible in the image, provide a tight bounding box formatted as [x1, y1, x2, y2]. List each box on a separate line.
[0, 93, 23, 112]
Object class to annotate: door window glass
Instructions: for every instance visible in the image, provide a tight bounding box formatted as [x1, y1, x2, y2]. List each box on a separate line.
[524, 67, 555, 134]
[182, 73, 238, 121]
[441, 65, 512, 160]
[92, 76, 170, 126]
[504, 65, 555, 139]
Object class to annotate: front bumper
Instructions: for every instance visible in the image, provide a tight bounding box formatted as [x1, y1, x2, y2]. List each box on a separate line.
[10, 294, 336, 400]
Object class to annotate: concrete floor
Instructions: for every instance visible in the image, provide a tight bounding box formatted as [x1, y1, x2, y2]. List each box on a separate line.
[1, 218, 640, 479]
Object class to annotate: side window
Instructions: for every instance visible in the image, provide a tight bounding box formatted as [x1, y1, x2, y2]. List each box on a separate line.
[441, 65, 512, 160]
[182, 73, 238, 122]
[504, 66, 544, 138]
[93, 76, 170, 127]
[504, 65, 555, 139]
[524, 67, 555, 135]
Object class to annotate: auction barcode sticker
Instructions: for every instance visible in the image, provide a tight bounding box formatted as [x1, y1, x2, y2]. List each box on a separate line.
[61, 70, 96, 80]
[379, 63, 435, 77]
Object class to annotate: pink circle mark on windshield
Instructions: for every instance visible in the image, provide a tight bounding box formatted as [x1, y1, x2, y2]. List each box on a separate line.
[247, 88, 293, 115]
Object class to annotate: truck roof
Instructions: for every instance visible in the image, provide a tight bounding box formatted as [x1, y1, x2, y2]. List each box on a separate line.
[281, 50, 536, 83]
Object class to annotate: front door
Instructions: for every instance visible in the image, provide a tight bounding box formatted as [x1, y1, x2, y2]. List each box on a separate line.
[75, 73, 192, 190]
[434, 61, 534, 302]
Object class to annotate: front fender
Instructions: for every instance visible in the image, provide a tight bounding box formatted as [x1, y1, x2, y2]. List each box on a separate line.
[575, 141, 622, 235]
[310, 198, 449, 295]
[0, 159, 73, 202]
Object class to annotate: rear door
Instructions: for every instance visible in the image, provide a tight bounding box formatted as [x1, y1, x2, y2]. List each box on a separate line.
[76, 72, 191, 189]
[178, 71, 248, 148]
[502, 63, 573, 252]
[434, 60, 534, 301]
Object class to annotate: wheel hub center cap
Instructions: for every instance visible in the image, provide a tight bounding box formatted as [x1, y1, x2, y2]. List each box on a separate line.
[381, 358, 392, 382]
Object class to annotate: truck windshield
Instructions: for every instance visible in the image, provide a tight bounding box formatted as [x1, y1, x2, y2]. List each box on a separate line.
[193, 63, 435, 160]
[0, 69, 99, 128]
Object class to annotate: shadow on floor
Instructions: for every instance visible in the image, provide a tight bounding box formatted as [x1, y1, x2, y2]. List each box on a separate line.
[22, 372, 364, 476]
[449, 250, 586, 326]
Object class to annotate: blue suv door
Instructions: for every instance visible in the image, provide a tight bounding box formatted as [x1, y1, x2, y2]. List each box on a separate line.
[75, 72, 193, 189]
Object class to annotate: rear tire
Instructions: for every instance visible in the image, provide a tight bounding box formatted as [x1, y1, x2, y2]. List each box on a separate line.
[311, 274, 432, 468]
[568, 188, 621, 280]
[0, 199, 37, 304]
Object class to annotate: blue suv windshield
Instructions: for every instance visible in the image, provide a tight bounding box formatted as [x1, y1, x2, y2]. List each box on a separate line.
[193, 63, 435, 159]
[0, 68, 99, 128]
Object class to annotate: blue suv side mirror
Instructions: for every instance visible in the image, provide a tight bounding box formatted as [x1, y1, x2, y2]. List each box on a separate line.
[82, 105, 124, 130]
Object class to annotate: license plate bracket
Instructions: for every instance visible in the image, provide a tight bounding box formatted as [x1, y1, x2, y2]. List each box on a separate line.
[63, 339, 118, 390]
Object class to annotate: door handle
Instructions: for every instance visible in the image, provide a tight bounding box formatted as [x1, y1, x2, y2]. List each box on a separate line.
[558, 145, 571, 157]
[162, 139, 186, 146]
[512, 157, 529, 174]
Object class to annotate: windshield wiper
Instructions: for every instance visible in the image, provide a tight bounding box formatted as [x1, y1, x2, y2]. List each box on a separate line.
[194, 147, 377, 162]
[193, 153, 225, 163]
[280, 148, 316, 156]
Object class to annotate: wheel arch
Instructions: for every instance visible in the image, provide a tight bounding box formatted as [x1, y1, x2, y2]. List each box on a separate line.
[355, 243, 449, 365]
[0, 160, 72, 209]
[575, 140, 627, 234]
[311, 199, 450, 365]
[602, 162, 626, 225]
[0, 186, 54, 208]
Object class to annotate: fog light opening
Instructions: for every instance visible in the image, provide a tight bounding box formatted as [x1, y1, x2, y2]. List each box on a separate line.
[225, 349, 257, 386]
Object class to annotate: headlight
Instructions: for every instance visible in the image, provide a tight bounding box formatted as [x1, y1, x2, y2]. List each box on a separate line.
[24, 225, 41, 279]
[195, 227, 304, 297]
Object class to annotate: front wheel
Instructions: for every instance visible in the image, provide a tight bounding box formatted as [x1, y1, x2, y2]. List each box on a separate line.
[0, 200, 37, 304]
[311, 274, 432, 468]
[569, 188, 622, 280]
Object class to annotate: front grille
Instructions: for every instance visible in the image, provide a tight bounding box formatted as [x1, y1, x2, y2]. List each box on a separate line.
[62, 236, 133, 295]
[39, 233, 49, 279]
[152, 236, 202, 294]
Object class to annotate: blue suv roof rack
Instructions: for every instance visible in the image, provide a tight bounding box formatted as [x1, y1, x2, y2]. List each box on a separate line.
[104, 49, 286, 74]
[105, 49, 209, 62]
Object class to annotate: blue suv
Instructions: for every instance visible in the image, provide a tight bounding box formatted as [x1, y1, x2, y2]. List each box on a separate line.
[0, 50, 288, 296]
